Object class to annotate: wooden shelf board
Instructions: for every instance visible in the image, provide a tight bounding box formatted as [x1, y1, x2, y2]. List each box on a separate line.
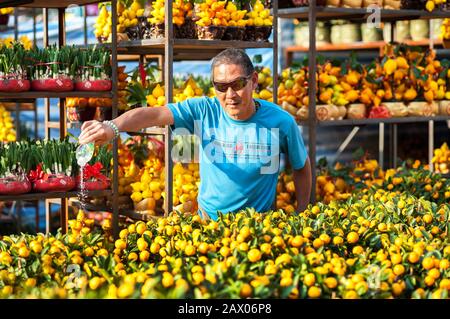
[278, 7, 450, 21]
[286, 40, 443, 52]
[11, 0, 102, 8]
[0, 91, 112, 100]
[1, 102, 36, 111]
[89, 39, 274, 59]
[0, 190, 112, 202]
[298, 115, 450, 127]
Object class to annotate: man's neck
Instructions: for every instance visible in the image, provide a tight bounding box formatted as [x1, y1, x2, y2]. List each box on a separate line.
[235, 100, 257, 121]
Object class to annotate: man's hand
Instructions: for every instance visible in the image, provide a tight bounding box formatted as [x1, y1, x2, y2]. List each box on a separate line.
[79, 120, 115, 145]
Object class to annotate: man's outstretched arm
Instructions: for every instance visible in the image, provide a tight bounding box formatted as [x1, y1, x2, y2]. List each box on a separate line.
[79, 106, 174, 145]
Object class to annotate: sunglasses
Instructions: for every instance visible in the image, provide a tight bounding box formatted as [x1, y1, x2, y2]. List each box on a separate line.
[212, 75, 252, 93]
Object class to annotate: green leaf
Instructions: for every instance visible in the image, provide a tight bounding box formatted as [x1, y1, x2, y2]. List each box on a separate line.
[252, 54, 262, 64]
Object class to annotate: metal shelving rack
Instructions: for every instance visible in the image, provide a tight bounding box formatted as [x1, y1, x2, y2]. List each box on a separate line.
[111, 0, 278, 221]
[0, 0, 120, 237]
[284, 39, 445, 66]
[277, 2, 450, 202]
[1, 0, 278, 232]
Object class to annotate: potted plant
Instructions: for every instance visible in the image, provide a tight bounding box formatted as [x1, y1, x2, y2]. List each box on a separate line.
[29, 45, 75, 92]
[0, 141, 33, 195]
[28, 139, 77, 192]
[73, 46, 112, 91]
[0, 43, 31, 92]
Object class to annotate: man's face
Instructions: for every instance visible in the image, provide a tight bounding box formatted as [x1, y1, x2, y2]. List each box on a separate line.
[212, 63, 258, 121]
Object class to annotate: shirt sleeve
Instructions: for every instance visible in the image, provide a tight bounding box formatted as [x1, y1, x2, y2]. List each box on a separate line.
[167, 97, 207, 134]
[282, 119, 308, 170]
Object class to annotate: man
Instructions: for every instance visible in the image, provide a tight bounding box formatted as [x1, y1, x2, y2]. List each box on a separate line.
[79, 48, 311, 220]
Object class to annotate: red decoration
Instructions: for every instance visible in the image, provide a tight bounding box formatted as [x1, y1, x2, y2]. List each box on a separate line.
[369, 105, 391, 119]
[76, 162, 110, 191]
[28, 164, 76, 192]
[139, 63, 147, 87]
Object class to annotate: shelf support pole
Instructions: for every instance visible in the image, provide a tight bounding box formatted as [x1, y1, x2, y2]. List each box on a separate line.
[111, 0, 120, 239]
[393, 123, 398, 168]
[43, 7, 51, 234]
[379, 123, 384, 170]
[58, 7, 68, 234]
[308, 0, 317, 204]
[273, 0, 278, 106]
[164, 0, 174, 216]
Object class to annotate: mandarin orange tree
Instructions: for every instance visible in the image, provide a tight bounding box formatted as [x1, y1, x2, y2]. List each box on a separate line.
[0, 190, 448, 299]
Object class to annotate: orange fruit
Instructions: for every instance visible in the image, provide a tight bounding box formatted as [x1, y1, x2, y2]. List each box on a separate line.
[247, 249, 262, 263]
[303, 273, 315, 287]
[347, 232, 359, 244]
[324, 277, 338, 289]
[422, 257, 435, 270]
[307, 286, 321, 298]
[240, 283, 253, 298]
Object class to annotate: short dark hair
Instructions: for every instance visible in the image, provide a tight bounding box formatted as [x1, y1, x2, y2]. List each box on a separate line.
[211, 48, 255, 77]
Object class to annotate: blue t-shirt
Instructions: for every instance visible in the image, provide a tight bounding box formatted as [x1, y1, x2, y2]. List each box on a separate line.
[167, 97, 307, 220]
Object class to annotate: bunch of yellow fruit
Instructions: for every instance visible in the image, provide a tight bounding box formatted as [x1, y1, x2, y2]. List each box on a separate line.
[174, 77, 204, 103]
[130, 155, 164, 215]
[253, 66, 273, 101]
[117, 66, 130, 111]
[425, 0, 446, 12]
[195, 0, 247, 27]
[146, 83, 166, 107]
[441, 18, 450, 40]
[246, 0, 272, 27]
[0, 8, 13, 15]
[94, 4, 112, 40]
[128, 158, 199, 215]
[146, 77, 204, 106]
[117, 0, 145, 33]
[172, 162, 200, 210]
[432, 143, 450, 174]
[148, 0, 193, 26]
[67, 210, 96, 242]
[117, 140, 139, 196]
[0, 104, 16, 142]
[316, 175, 352, 204]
